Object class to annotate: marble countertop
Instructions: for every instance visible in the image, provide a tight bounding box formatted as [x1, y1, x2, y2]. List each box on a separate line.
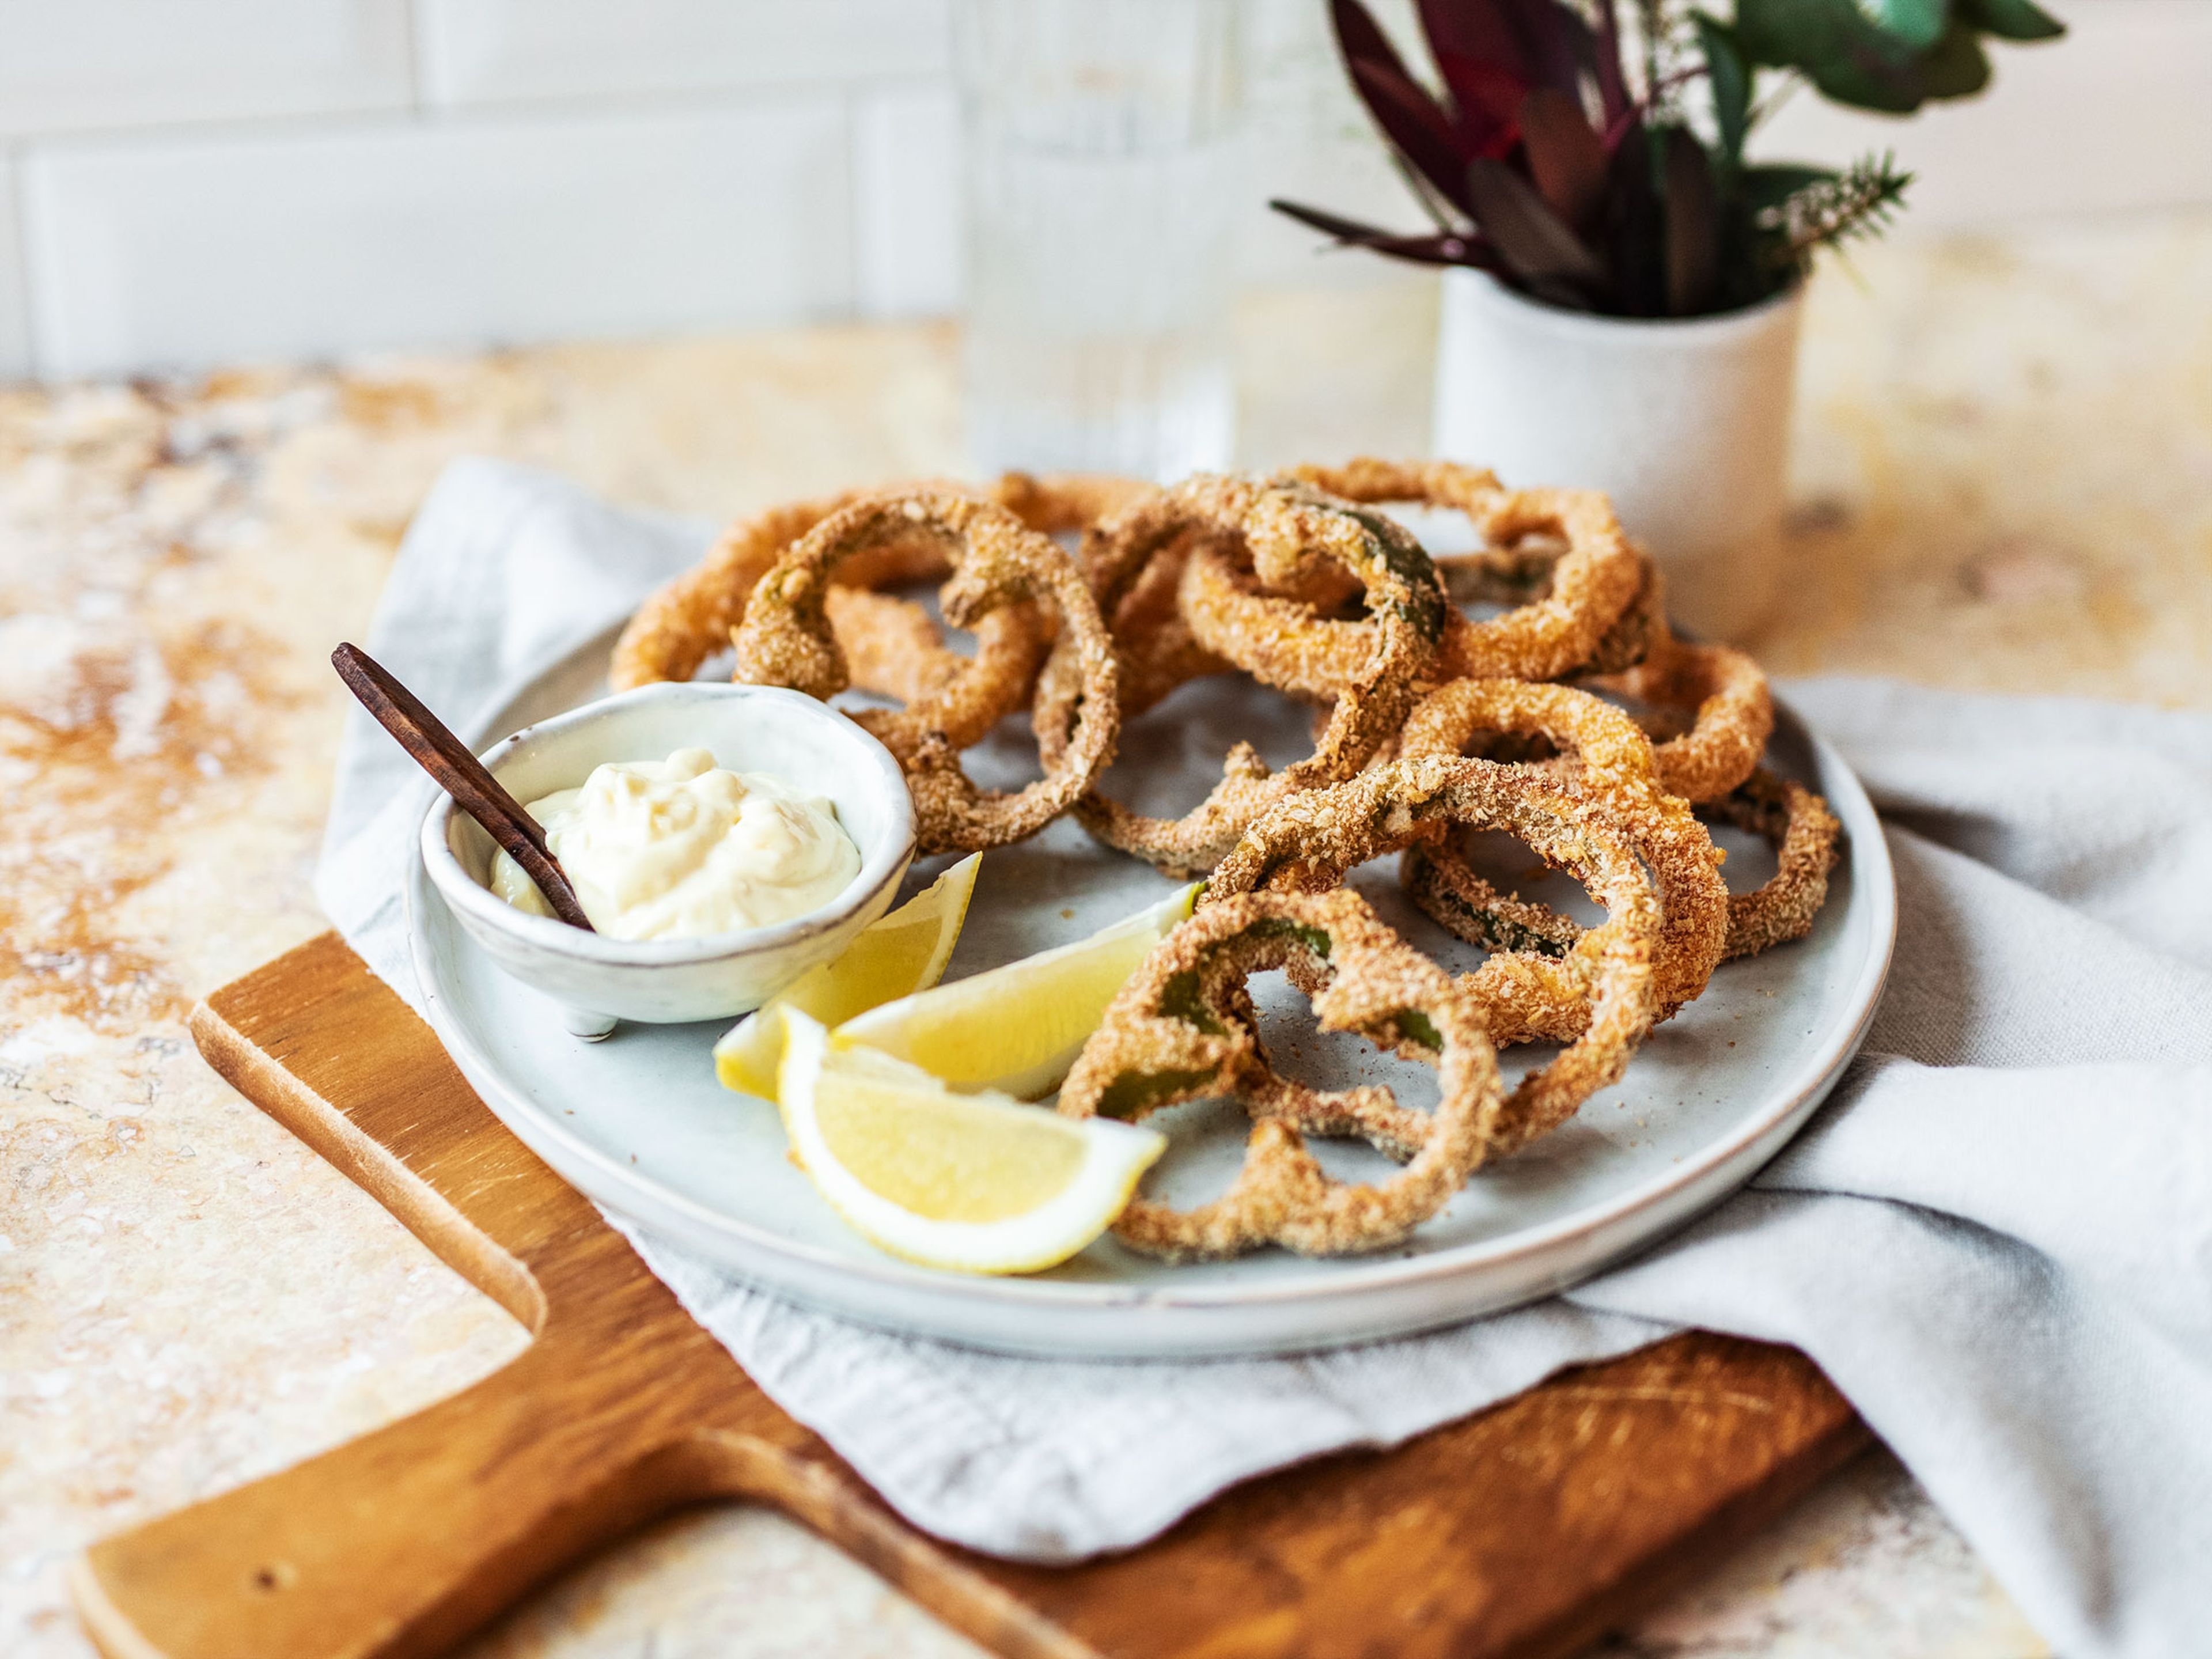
[7, 208, 2209, 1659]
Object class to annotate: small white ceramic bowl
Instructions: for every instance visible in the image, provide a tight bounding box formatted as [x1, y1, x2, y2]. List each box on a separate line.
[419, 682, 915, 1038]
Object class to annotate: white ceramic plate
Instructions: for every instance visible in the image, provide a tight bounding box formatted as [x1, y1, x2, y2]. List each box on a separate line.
[410, 622, 1895, 1358]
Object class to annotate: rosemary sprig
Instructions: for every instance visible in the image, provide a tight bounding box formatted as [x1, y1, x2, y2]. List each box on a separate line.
[1762, 152, 1914, 266]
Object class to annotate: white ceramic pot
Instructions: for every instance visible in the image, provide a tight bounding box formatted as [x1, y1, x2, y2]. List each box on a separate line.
[1433, 268, 1804, 640]
[419, 682, 915, 1039]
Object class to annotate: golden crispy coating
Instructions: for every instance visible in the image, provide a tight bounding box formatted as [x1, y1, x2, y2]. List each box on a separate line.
[1043, 474, 1448, 877]
[1286, 459, 1506, 618]
[1702, 767, 1843, 958]
[827, 471, 1152, 729]
[1433, 524, 1656, 676]
[1570, 544, 1661, 675]
[1395, 677, 1728, 1035]
[821, 585, 1051, 749]
[816, 585, 952, 708]
[610, 487, 933, 691]
[1058, 889, 1503, 1260]
[1289, 457, 1501, 514]
[612, 461, 1850, 1287]
[992, 470, 1158, 535]
[732, 491, 1120, 854]
[1408, 761, 1838, 1040]
[1206, 756, 1662, 1154]
[1443, 488, 1646, 680]
[611, 472, 1146, 700]
[1105, 527, 1235, 717]
[1031, 521, 1234, 768]
[1183, 461, 1645, 695]
[1587, 626, 1774, 803]
[1175, 541, 1348, 707]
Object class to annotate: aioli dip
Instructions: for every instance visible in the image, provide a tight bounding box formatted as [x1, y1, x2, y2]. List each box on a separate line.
[490, 747, 859, 941]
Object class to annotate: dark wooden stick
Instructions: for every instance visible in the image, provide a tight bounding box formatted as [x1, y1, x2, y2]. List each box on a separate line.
[331, 642, 595, 931]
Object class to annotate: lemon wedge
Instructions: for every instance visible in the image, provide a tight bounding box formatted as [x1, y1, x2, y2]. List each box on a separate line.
[777, 1010, 1164, 1273]
[714, 853, 981, 1100]
[832, 882, 1200, 1099]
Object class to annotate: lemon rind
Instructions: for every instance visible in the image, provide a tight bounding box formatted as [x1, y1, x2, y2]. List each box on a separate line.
[778, 1012, 1164, 1275]
[714, 853, 981, 1099]
[831, 881, 1198, 1099]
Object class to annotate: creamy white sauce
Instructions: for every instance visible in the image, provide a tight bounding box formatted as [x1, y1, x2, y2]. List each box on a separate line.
[490, 748, 859, 941]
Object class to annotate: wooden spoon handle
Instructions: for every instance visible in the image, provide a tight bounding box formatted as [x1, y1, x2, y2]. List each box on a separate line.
[332, 643, 594, 931]
[71, 1337, 753, 1659]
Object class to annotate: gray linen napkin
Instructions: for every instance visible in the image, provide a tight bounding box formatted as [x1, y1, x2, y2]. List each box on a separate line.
[320, 460, 2212, 1659]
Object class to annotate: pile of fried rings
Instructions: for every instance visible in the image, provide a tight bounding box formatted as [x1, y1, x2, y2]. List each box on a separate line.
[612, 460, 1843, 1264]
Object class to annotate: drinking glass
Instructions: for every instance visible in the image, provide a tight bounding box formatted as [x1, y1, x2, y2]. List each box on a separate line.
[955, 0, 1243, 482]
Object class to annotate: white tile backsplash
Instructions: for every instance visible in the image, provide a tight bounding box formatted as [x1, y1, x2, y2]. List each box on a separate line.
[0, 0, 412, 138]
[416, 0, 951, 109]
[23, 100, 851, 380]
[0, 161, 31, 380]
[854, 82, 961, 320]
[1, 0, 2206, 384]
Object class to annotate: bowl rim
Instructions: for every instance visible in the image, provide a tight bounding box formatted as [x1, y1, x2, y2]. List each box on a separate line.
[418, 681, 917, 968]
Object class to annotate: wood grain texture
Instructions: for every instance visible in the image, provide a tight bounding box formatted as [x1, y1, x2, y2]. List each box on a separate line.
[331, 641, 592, 929]
[72, 932, 1868, 1659]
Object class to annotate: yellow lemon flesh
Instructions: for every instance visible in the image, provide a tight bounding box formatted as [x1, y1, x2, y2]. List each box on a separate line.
[714, 853, 980, 1099]
[777, 1011, 1164, 1274]
[831, 882, 1199, 1099]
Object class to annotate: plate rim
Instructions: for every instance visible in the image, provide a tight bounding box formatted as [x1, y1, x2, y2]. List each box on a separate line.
[408, 623, 1897, 1334]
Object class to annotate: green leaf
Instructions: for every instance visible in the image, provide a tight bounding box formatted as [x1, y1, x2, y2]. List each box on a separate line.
[1743, 0, 1991, 112]
[1734, 0, 1840, 66]
[1863, 0, 1950, 50]
[1694, 12, 1750, 165]
[1916, 20, 1994, 97]
[1734, 0, 1920, 111]
[1737, 0, 2009, 111]
[1797, 57, 1924, 114]
[1959, 0, 2066, 41]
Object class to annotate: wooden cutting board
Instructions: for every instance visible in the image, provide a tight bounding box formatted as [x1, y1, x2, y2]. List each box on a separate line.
[72, 932, 1867, 1659]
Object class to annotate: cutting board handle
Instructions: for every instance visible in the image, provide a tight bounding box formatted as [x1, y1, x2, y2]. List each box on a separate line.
[70, 1334, 769, 1659]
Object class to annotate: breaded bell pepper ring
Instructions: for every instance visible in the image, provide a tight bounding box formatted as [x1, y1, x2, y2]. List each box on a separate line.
[1700, 767, 1843, 959]
[1184, 462, 1645, 695]
[828, 472, 1153, 731]
[1035, 469, 1418, 724]
[1410, 764, 1838, 1033]
[732, 492, 1120, 854]
[1289, 548, 1657, 768]
[1057, 889, 1503, 1261]
[1516, 541, 1661, 676]
[1169, 465, 1465, 705]
[1584, 626, 1774, 804]
[610, 472, 1142, 706]
[1047, 475, 1449, 877]
[1395, 678, 1728, 1033]
[992, 469, 1158, 536]
[1027, 478, 1260, 773]
[820, 585, 1052, 748]
[1032, 520, 1237, 763]
[1416, 497, 1660, 680]
[1206, 756, 1661, 1156]
[1285, 459, 1501, 608]
[611, 483, 964, 691]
